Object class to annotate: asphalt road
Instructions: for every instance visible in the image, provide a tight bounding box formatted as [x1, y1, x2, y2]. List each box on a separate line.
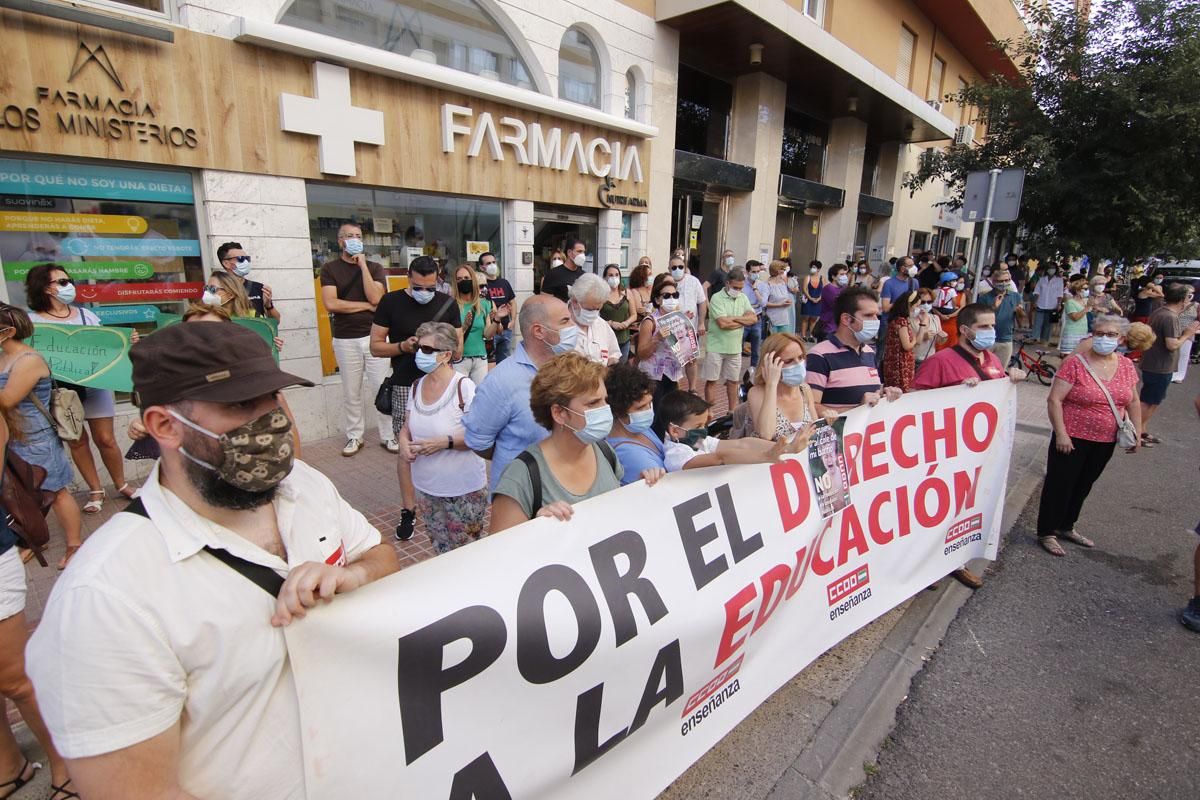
[857, 367, 1200, 800]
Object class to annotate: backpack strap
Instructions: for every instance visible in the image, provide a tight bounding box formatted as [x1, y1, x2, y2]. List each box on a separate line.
[122, 496, 284, 597]
[515, 450, 542, 518]
[596, 440, 618, 474]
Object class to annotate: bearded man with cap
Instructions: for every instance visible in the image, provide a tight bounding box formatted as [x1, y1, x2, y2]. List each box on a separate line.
[26, 322, 399, 800]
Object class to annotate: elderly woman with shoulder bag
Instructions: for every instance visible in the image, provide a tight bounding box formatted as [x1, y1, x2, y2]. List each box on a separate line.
[1037, 315, 1141, 557]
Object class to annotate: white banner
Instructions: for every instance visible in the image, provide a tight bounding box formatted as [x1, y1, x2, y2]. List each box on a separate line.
[286, 381, 1017, 799]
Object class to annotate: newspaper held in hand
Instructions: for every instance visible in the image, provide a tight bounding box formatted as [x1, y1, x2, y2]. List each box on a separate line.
[808, 417, 851, 519]
[654, 310, 699, 367]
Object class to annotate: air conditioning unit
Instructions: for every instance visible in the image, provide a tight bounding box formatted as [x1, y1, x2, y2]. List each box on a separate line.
[927, 99, 944, 112]
[954, 125, 975, 145]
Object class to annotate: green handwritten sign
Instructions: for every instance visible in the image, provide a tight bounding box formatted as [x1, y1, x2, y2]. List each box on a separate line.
[29, 324, 134, 392]
[155, 314, 279, 362]
[3, 260, 156, 281]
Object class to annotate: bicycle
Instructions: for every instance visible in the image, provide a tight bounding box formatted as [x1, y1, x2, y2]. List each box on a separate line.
[1011, 339, 1057, 385]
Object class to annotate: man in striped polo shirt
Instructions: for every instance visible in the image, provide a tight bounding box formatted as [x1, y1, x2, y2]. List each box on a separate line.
[805, 286, 902, 414]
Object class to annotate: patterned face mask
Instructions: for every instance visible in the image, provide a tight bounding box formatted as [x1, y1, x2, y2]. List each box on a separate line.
[171, 406, 295, 492]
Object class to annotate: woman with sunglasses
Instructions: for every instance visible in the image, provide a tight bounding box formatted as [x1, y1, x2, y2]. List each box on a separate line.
[25, 263, 136, 514]
[0, 304, 83, 569]
[204, 272, 286, 352]
[397, 322, 488, 553]
[636, 274, 688, 402]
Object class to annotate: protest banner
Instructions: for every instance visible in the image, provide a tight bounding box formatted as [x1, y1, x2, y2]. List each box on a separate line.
[155, 313, 279, 361]
[29, 323, 133, 391]
[285, 380, 1016, 799]
[652, 310, 699, 366]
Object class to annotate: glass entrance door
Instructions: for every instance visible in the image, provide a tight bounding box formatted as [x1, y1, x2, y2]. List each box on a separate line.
[532, 206, 598, 292]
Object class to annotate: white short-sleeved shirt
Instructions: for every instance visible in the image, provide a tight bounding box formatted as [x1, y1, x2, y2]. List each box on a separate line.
[678, 274, 706, 323]
[26, 461, 381, 800]
[406, 373, 487, 497]
[574, 318, 621, 365]
[664, 435, 720, 473]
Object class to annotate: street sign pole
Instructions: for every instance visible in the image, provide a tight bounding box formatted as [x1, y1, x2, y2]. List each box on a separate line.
[972, 168, 1001, 301]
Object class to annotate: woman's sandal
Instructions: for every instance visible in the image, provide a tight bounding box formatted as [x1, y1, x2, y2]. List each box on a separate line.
[1039, 535, 1067, 557]
[1141, 432, 1162, 445]
[0, 759, 40, 799]
[82, 490, 105, 514]
[1059, 528, 1095, 548]
[117, 482, 137, 500]
[50, 779, 80, 800]
[57, 545, 80, 571]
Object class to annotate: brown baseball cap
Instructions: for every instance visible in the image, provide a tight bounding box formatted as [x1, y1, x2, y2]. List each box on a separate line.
[130, 321, 313, 408]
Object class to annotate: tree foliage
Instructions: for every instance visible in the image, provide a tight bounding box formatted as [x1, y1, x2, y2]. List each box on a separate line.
[904, 0, 1200, 259]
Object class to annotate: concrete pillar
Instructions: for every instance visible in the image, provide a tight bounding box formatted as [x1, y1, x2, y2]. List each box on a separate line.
[871, 141, 904, 266]
[503, 199, 535, 305]
[725, 72, 786, 264]
[630, 211, 649, 267]
[646, 25, 680, 268]
[597, 208, 624, 270]
[816, 116, 867, 266]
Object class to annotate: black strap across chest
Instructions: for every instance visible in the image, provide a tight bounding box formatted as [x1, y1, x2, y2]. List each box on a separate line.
[516, 443, 618, 518]
[124, 497, 285, 597]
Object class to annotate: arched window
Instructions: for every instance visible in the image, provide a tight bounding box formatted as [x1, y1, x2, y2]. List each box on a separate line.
[624, 69, 638, 120]
[558, 28, 601, 108]
[280, 0, 535, 90]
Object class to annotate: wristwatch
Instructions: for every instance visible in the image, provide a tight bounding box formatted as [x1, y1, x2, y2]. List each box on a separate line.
[446, 435, 453, 450]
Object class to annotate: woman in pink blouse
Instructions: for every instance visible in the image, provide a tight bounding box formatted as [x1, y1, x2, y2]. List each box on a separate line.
[1037, 315, 1142, 557]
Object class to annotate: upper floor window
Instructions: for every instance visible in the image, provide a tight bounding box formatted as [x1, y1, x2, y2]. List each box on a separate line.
[896, 26, 917, 88]
[624, 69, 638, 120]
[279, 0, 534, 89]
[675, 63, 733, 159]
[781, 108, 828, 183]
[559, 28, 601, 108]
[929, 56, 945, 102]
[957, 77, 971, 125]
[803, 0, 825, 25]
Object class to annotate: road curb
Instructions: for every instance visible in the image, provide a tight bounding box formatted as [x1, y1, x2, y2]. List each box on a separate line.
[765, 467, 1046, 800]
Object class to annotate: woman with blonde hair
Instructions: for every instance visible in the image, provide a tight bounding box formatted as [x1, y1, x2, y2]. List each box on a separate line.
[451, 263, 500, 384]
[204, 271, 256, 318]
[490, 353, 664, 531]
[763, 261, 795, 335]
[741, 332, 829, 442]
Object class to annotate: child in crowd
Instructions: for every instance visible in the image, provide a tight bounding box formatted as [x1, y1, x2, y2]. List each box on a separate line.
[658, 390, 800, 472]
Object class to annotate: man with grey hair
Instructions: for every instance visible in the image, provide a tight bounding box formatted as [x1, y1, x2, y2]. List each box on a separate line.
[464, 294, 575, 492]
[567, 272, 621, 365]
[702, 265, 757, 411]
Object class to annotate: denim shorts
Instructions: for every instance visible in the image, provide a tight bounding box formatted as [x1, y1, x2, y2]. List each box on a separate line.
[1139, 370, 1172, 406]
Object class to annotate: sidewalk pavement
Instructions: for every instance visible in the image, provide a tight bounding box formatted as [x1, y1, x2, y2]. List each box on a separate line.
[6, 378, 1057, 800]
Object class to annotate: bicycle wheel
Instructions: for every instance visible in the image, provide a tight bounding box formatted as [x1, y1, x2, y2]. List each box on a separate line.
[1035, 360, 1057, 386]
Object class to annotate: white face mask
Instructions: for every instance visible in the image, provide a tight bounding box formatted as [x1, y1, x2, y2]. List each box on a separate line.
[573, 303, 599, 326]
[661, 297, 680, 312]
[572, 253, 587, 268]
[483, 263, 499, 278]
[551, 259, 564, 268]
[606, 276, 620, 289]
[724, 256, 735, 268]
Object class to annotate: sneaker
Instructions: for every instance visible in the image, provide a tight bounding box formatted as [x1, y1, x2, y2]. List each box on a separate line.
[382, 438, 400, 453]
[395, 508, 416, 542]
[1180, 598, 1200, 633]
[341, 438, 363, 457]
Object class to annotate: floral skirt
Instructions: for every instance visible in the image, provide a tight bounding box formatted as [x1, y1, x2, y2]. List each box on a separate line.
[415, 488, 489, 554]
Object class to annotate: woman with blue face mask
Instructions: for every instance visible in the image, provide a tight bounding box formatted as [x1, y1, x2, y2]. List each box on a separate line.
[739, 333, 827, 442]
[397, 321, 488, 553]
[490, 353, 665, 532]
[604, 363, 667, 485]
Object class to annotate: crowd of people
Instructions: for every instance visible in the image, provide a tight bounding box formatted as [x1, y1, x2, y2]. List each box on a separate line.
[0, 230, 1196, 797]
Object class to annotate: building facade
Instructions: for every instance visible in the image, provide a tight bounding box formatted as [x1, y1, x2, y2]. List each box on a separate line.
[0, 0, 1022, 451]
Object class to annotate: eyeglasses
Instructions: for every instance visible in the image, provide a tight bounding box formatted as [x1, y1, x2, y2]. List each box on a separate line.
[417, 345, 447, 355]
[51, 278, 73, 287]
[1093, 332, 1120, 339]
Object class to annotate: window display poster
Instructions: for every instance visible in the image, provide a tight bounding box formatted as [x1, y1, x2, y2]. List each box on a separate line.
[466, 241, 490, 261]
[808, 418, 851, 519]
[0, 158, 203, 316]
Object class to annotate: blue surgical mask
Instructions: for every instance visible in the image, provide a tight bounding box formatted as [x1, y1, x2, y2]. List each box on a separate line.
[670, 267, 685, 280]
[836, 274, 849, 286]
[415, 350, 441, 373]
[344, 238, 364, 256]
[1092, 336, 1120, 355]
[781, 363, 807, 386]
[56, 283, 77, 305]
[563, 404, 613, 443]
[970, 328, 997, 351]
[549, 324, 578, 355]
[232, 255, 252, 278]
[411, 289, 435, 305]
[854, 318, 880, 343]
[626, 406, 655, 434]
